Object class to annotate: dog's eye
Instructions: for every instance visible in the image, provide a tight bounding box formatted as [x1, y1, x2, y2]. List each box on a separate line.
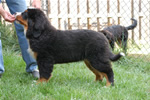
[22, 12, 28, 20]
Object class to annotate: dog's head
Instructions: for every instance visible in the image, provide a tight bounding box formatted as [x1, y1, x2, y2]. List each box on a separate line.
[100, 30, 114, 43]
[15, 8, 47, 38]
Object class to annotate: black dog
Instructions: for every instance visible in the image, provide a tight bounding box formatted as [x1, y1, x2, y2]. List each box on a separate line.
[16, 8, 124, 87]
[100, 18, 137, 53]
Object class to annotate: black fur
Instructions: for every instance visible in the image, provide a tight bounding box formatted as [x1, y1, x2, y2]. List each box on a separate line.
[101, 18, 137, 53]
[19, 9, 124, 86]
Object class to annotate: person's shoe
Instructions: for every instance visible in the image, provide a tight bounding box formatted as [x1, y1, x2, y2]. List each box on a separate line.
[32, 70, 40, 79]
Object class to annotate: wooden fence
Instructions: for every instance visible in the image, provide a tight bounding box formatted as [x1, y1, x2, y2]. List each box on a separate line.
[34, 0, 150, 55]
[44, 0, 149, 42]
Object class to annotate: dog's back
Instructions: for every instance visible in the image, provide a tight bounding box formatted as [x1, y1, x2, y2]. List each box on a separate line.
[103, 25, 127, 39]
[50, 29, 109, 63]
[103, 18, 137, 38]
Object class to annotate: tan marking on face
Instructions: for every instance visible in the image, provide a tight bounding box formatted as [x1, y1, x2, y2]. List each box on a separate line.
[24, 10, 28, 12]
[16, 15, 28, 30]
[33, 52, 38, 60]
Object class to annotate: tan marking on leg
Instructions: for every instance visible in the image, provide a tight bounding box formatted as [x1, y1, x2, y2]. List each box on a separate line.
[101, 72, 111, 87]
[99, 73, 104, 81]
[37, 78, 48, 83]
[84, 59, 104, 81]
[36, 75, 52, 84]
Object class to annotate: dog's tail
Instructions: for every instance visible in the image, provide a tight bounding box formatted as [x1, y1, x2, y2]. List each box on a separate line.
[109, 52, 125, 61]
[126, 18, 137, 30]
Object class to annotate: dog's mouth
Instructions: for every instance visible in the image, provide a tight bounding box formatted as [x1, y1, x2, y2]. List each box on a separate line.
[15, 13, 27, 26]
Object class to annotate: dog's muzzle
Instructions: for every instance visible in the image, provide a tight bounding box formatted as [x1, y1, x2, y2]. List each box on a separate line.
[14, 12, 22, 18]
[14, 12, 22, 24]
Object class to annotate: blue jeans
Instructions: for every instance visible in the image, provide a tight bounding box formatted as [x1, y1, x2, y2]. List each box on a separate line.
[0, 39, 4, 74]
[0, 0, 38, 74]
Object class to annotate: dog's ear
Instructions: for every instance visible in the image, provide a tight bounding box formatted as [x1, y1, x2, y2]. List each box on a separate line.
[101, 30, 108, 36]
[32, 29, 42, 38]
[100, 30, 114, 41]
[101, 30, 112, 36]
[34, 17, 45, 30]
[28, 18, 42, 38]
[32, 14, 46, 38]
[27, 9, 43, 38]
[27, 9, 47, 38]
[27, 18, 41, 38]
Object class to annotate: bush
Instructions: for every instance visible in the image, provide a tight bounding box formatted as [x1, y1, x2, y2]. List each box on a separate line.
[0, 22, 20, 53]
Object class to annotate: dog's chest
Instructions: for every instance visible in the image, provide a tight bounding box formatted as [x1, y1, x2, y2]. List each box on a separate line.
[27, 39, 37, 59]
[24, 29, 37, 59]
[28, 47, 35, 58]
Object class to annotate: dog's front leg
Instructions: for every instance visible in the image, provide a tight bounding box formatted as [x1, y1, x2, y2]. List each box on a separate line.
[36, 56, 54, 83]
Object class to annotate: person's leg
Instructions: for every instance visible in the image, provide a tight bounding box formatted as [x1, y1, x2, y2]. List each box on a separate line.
[6, 0, 39, 78]
[0, 38, 4, 77]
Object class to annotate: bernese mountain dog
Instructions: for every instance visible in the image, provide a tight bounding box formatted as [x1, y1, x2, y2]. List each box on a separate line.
[100, 18, 137, 54]
[15, 8, 124, 87]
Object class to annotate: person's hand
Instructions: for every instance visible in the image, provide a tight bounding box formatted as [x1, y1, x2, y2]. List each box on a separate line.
[32, 0, 41, 9]
[1, 11, 15, 23]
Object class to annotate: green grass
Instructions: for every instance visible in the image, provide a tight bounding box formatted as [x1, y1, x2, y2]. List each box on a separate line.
[0, 50, 149, 100]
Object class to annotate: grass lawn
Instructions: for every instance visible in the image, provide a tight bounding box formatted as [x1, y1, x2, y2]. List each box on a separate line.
[0, 50, 149, 100]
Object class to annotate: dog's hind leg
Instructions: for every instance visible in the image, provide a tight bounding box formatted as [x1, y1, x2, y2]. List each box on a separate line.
[87, 58, 114, 87]
[84, 59, 104, 81]
[101, 72, 114, 87]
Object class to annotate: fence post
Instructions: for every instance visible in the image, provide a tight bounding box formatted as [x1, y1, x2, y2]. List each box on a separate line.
[97, 18, 100, 31]
[139, 0, 142, 40]
[67, 0, 72, 30]
[131, 0, 135, 43]
[87, 0, 91, 29]
[58, 0, 61, 29]
[96, 0, 100, 31]
[46, 0, 52, 25]
[117, 0, 121, 25]
[47, 0, 50, 16]
[77, 0, 81, 29]
[107, 0, 111, 26]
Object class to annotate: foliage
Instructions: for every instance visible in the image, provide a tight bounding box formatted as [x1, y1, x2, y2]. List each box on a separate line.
[0, 22, 20, 53]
